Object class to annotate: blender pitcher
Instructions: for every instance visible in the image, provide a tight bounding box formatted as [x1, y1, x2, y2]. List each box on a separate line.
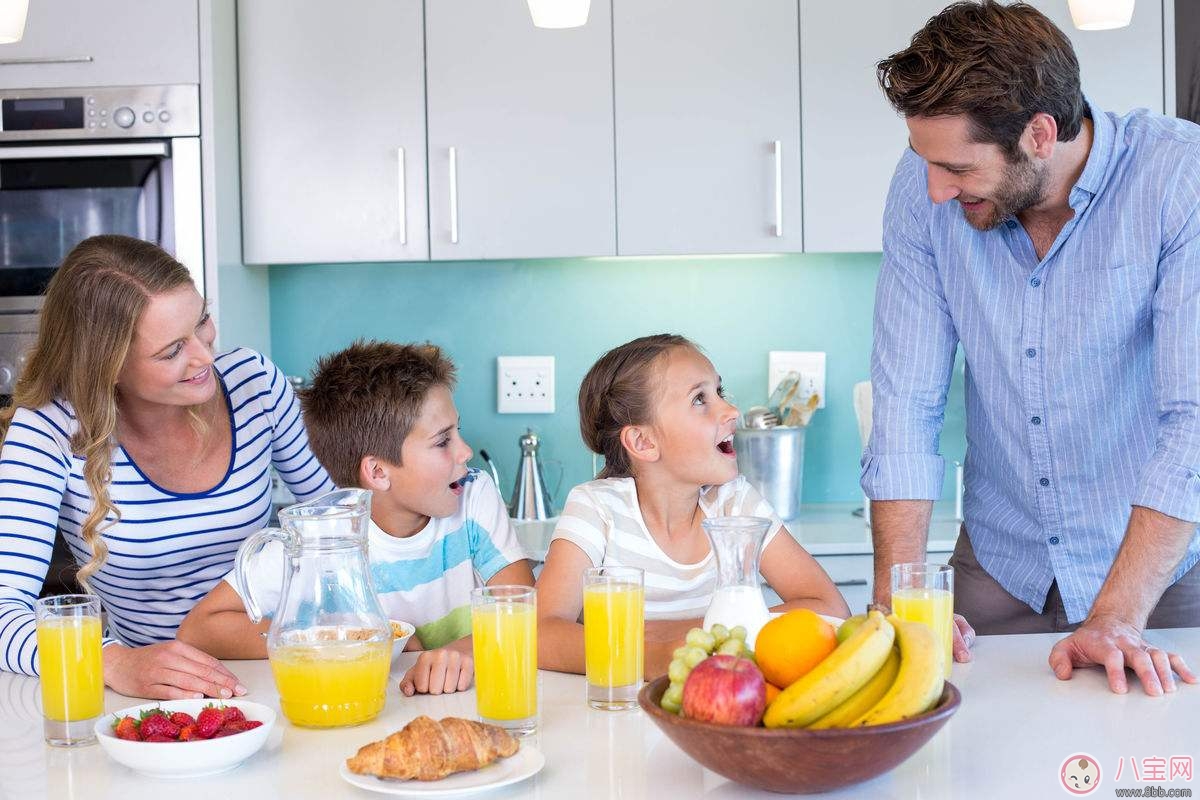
[701, 516, 774, 649]
[234, 488, 391, 728]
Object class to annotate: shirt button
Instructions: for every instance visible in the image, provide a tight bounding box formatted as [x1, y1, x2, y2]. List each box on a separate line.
[1039, 477, 1050, 487]
[1026, 348, 1037, 358]
[1006, 220, 1018, 229]
[1049, 536, 1060, 545]
[1031, 416, 1042, 425]
[1030, 277, 1041, 287]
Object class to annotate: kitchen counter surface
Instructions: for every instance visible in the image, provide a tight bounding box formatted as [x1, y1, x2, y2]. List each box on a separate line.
[2, 627, 1197, 799]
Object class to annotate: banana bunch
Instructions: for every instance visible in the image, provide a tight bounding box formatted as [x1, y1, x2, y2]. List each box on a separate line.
[762, 611, 945, 729]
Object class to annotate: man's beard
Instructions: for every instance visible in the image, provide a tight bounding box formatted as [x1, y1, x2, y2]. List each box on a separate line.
[961, 153, 1047, 231]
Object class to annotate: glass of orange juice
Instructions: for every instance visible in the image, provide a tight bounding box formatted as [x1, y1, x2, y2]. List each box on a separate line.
[471, 586, 537, 736]
[35, 594, 104, 746]
[584, 566, 644, 710]
[891, 563, 954, 680]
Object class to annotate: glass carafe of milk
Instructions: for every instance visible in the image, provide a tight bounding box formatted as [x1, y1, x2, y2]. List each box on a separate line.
[701, 516, 773, 649]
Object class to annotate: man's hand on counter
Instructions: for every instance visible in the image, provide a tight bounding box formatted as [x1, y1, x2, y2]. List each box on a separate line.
[1048, 613, 1198, 696]
[952, 613, 976, 662]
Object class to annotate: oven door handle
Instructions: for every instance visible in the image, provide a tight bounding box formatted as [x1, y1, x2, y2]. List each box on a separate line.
[0, 142, 170, 160]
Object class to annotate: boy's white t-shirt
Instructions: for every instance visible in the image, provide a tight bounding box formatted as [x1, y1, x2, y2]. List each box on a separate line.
[550, 475, 784, 621]
[226, 469, 528, 649]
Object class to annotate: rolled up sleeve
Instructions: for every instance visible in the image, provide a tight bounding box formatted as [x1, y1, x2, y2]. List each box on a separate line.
[861, 151, 958, 502]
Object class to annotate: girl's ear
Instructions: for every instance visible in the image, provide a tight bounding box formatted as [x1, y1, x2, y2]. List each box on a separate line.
[620, 424, 660, 466]
[358, 455, 392, 491]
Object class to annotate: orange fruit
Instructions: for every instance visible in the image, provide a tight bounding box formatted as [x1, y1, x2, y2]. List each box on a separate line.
[764, 682, 782, 706]
[755, 609, 838, 688]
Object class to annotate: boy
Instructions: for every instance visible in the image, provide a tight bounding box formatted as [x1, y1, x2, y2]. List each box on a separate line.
[178, 341, 533, 695]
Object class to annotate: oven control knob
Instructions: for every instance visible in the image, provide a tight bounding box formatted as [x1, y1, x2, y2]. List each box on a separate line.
[113, 107, 136, 128]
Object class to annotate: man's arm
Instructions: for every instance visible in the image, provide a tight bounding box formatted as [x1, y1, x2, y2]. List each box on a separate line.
[869, 499, 933, 608]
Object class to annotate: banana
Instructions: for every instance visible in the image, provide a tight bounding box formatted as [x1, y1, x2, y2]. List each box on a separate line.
[762, 609, 895, 729]
[806, 645, 901, 729]
[850, 615, 945, 727]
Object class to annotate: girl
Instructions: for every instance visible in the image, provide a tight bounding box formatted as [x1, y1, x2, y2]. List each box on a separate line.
[537, 334, 848, 677]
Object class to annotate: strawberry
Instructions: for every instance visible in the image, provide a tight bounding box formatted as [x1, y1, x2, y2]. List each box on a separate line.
[195, 705, 225, 739]
[220, 706, 246, 725]
[143, 734, 177, 743]
[169, 711, 196, 729]
[138, 710, 180, 739]
[113, 716, 140, 741]
[177, 725, 198, 741]
[218, 719, 262, 735]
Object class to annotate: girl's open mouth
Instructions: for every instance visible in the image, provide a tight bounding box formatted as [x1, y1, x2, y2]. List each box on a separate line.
[717, 435, 735, 457]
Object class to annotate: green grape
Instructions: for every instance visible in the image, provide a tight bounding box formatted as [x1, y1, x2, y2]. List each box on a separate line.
[682, 646, 708, 668]
[685, 628, 716, 653]
[709, 623, 730, 645]
[716, 638, 744, 657]
[729, 625, 748, 642]
[667, 658, 690, 684]
[660, 682, 684, 713]
[743, 648, 756, 664]
[672, 646, 690, 660]
[660, 693, 682, 714]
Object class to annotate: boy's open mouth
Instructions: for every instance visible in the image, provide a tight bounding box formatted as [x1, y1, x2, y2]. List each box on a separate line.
[717, 434, 735, 456]
[448, 471, 475, 495]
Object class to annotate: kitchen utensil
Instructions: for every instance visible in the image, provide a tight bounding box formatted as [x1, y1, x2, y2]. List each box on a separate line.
[509, 429, 556, 520]
[783, 392, 820, 427]
[478, 449, 502, 490]
[768, 371, 802, 416]
[742, 405, 780, 430]
[638, 677, 960, 794]
[734, 426, 805, 520]
[701, 517, 774, 649]
[235, 488, 392, 728]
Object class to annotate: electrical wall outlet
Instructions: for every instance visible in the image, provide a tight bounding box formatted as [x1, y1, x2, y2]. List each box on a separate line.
[497, 356, 555, 414]
[768, 351, 826, 409]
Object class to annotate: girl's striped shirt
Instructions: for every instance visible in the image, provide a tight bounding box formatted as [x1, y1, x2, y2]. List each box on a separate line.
[0, 347, 333, 676]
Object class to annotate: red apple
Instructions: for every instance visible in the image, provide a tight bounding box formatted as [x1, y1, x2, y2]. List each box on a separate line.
[681, 654, 766, 726]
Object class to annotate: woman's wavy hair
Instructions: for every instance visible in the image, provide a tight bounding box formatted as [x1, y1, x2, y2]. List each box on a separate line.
[0, 235, 195, 590]
[877, 0, 1087, 158]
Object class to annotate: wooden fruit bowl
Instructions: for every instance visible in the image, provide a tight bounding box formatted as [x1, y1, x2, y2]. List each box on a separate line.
[638, 675, 960, 794]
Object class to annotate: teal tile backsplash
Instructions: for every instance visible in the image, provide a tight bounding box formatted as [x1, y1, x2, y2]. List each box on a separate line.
[268, 253, 966, 505]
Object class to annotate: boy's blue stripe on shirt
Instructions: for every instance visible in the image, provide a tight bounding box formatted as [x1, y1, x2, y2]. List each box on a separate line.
[371, 519, 507, 593]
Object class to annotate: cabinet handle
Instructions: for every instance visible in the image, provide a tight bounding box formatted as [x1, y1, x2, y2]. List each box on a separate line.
[397, 146, 407, 246]
[772, 140, 783, 237]
[0, 56, 93, 66]
[834, 579, 868, 587]
[448, 146, 459, 245]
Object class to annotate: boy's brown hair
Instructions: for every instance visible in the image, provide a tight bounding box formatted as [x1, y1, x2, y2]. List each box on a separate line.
[578, 333, 696, 479]
[877, 0, 1086, 159]
[299, 340, 457, 487]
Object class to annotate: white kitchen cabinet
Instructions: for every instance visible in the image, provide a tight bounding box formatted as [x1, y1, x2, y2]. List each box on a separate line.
[237, 0, 428, 263]
[800, 0, 1167, 253]
[612, 0, 803, 255]
[0, 0, 198, 89]
[425, 0, 616, 260]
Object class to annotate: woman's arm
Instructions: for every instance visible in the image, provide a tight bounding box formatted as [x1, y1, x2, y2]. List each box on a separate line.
[488, 558, 535, 587]
[176, 580, 269, 659]
[760, 528, 851, 618]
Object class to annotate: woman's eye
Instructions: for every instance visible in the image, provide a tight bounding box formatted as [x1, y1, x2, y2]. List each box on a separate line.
[163, 343, 183, 360]
[197, 312, 211, 328]
[692, 393, 705, 406]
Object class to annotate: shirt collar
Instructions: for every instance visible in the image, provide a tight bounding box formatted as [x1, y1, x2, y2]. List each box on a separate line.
[1071, 97, 1114, 200]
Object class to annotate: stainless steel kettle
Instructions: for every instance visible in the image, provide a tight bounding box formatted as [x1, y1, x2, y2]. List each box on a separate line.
[509, 428, 556, 520]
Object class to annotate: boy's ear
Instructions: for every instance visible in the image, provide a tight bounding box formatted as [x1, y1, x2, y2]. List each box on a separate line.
[358, 455, 392, 491]
[620, 424, 660, 466]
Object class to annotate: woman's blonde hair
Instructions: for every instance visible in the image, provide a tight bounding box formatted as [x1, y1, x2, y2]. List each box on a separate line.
[0, 235, 195, 590]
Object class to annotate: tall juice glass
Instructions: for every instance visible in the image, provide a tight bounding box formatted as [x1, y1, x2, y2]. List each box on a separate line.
[35, 595, 104, 746]
[891, 563, 954, 680]
[471, 586, 537, 736]
[584, 566, 644, 710]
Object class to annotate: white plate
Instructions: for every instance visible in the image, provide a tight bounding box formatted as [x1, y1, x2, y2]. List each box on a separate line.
[338, 743, 545, 797]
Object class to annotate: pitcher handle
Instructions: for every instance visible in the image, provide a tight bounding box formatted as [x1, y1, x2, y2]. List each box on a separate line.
[234, 527, 289, 624]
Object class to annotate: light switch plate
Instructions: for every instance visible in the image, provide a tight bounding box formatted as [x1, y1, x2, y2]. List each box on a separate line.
[497, 356, 555, 414]
[768, 351, 826, 409]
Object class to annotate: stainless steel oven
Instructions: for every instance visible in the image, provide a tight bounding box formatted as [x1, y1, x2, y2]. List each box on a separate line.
[0, 83, 202, 399]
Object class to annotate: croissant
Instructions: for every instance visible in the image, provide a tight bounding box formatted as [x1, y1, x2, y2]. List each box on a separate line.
[346, 716, 520, 782]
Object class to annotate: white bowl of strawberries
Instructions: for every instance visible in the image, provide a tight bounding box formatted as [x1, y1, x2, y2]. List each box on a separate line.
[95, 699, 276, 779]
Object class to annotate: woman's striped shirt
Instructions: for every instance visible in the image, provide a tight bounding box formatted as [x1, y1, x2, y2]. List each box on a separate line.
[0, 348, 333, 675]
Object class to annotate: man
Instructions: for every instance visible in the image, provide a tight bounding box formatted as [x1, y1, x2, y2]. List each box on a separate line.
[864, 0, 1200, 696]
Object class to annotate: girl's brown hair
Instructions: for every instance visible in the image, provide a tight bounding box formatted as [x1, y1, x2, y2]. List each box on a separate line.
[0, 235, 195, 590]
[578, 334, 695, 479]
[877, 0, 1086, 158]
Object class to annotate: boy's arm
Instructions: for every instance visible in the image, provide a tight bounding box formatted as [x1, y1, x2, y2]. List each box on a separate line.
[486, 558, 535, 587]
[760, 528, 853, 618]
[176, 580, 270, 660]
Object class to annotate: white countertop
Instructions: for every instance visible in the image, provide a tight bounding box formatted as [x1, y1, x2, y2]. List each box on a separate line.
[2, 627, 1197, 799]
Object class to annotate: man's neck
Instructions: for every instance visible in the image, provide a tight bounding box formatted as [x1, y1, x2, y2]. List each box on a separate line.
[1019, 116, 1094, 228]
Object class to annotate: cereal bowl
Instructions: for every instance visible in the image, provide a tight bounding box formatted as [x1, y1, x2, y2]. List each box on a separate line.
[95, 698, 275, 779]
[390, 619, 416, 660]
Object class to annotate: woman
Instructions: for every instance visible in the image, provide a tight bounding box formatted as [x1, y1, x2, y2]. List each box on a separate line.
[0, 235, 333, 698]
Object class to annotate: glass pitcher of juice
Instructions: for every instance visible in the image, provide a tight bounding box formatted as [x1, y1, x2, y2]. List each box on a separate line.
[234, 488, 391, 728]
